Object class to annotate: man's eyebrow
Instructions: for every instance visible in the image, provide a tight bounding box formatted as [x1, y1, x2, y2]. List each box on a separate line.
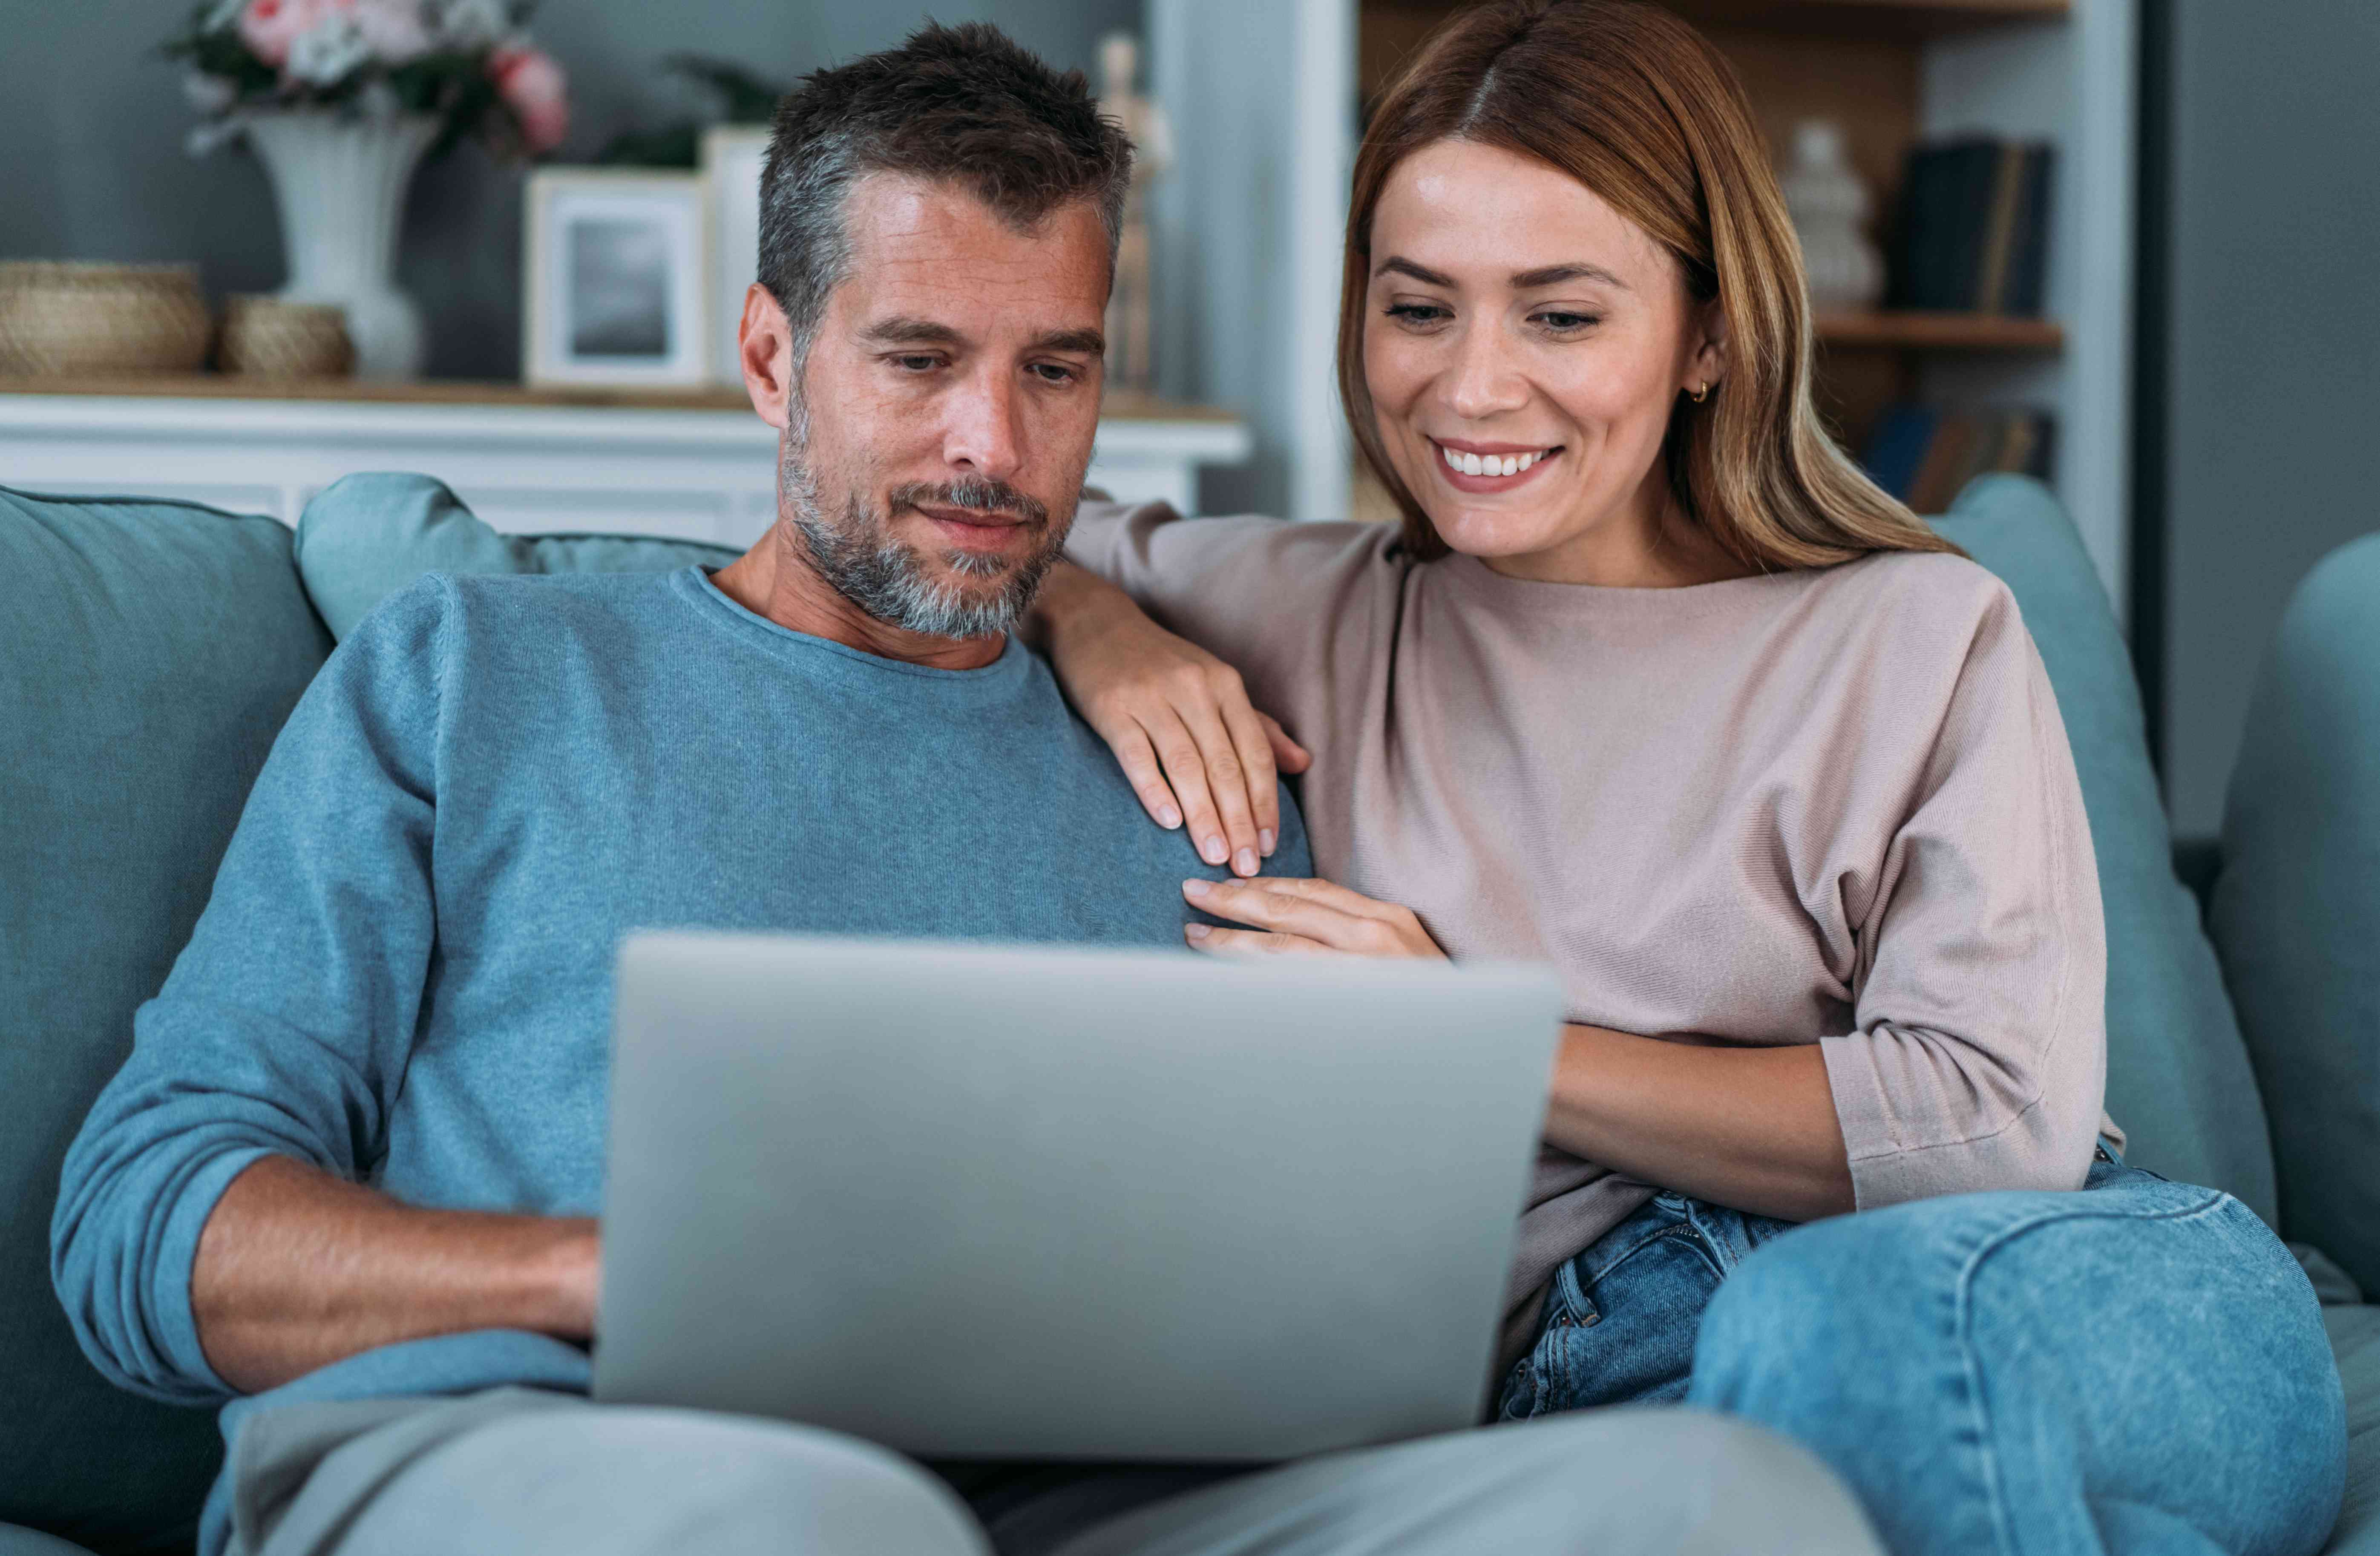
[860, 317, 967, 347]
[1511, 262, 1629, 291]
[1375, 256, 1454, 287]
[1032, 327, 1107, 356]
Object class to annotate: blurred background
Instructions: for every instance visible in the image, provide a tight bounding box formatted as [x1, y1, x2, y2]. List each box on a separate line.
[1, 0, 2374, 847]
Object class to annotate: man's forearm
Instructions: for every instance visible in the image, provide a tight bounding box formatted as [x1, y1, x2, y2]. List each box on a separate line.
[191, 1155, 599, 1395]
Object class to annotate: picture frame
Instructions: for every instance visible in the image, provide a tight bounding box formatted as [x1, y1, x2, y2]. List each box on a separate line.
[701, 126, 772, 388]
[522, 169, 709, 388]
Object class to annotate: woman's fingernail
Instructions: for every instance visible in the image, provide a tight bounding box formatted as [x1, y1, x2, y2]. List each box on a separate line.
[1234, 847, 1258, 877]
[1258, 828, 1276, 855]
[1182, 877, 1213, 899]
[1185, 922, 1212, 941]
[1200, 835, 1227, 865]
[1157, 805, 1182, 829]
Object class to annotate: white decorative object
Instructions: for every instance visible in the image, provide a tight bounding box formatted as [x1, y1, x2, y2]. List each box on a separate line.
[0, 388, 1253, 541]
[1096, 32, 1174, 394]
[245, 110, 440, 380]
[1779, 119, 1884, 312]
[523, 169, 710, 389]
[702, 126, 772, 387]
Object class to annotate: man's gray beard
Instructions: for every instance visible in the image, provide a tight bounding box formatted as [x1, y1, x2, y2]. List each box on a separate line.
[778, 436, 1067, 641]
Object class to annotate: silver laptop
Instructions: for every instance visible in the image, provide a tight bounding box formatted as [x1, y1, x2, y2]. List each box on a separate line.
[595, 932, 1563, 1461]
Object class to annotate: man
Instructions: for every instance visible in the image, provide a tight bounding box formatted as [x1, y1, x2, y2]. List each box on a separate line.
[52, 23, 1875, 1556]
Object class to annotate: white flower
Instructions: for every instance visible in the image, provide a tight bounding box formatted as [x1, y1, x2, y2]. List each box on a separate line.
[182, 71, 239, 115]
[286, 13, 372, 86]
[430, 0, 512, 50]
[351, 0, 432, 63]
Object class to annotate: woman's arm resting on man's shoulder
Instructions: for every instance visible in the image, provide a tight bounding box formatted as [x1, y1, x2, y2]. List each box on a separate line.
[1030, 558, 1309, 877]
[191, 1156, 598, 1395]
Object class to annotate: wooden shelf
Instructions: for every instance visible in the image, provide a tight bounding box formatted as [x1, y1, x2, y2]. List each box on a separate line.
[1815, 311, 2065, 350]
[0, 374, 1240, 424]
[1652, 0, 2067, 41]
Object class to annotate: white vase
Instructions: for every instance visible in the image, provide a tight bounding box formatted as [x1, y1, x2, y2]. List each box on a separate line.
[1781, 119, 1885, 312]
[245, 109, 441, 380]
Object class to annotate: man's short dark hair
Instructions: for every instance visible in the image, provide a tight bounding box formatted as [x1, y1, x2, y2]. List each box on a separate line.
[758, 22, 1134, 394]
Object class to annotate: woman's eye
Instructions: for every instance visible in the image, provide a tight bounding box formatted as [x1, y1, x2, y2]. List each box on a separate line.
[1385, 302, 1451, 327]
[1533, 311, 1599, 333]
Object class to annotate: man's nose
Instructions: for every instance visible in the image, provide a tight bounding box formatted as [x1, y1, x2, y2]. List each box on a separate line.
[941, 366, 1026, 484]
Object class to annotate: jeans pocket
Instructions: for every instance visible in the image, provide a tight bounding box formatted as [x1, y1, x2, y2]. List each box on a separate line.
[1511, 1225, 1724, 1417]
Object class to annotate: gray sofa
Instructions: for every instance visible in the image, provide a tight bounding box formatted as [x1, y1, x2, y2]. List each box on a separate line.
[0, 472, 2372, 1553]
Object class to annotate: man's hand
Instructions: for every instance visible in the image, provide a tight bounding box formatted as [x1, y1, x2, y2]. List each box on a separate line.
[192, 1155, 600, 1395]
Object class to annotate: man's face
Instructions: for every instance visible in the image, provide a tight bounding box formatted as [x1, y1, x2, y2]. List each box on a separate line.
[779, 175, 1110, 639]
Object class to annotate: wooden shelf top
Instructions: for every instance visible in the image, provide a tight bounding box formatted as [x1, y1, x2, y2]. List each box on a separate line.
[1665, 0, 2067, 39]
[1815, 311, 2065, 350]
[1367, 0, 2067, 41]
[0, 374, 1243, 424]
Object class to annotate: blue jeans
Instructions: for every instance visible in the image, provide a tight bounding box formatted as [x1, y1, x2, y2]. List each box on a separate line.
[1499, 1152, 2347, 1556]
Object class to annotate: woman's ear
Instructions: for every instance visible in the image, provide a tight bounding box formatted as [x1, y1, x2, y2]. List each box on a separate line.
[1687, 301, 1730, 395]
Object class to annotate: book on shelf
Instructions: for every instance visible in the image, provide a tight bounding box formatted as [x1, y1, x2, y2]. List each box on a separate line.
[1889, 137, 2054, 316]
[1862, 404, 2056, 514]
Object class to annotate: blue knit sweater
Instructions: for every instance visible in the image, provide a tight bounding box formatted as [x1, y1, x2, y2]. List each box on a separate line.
[51, 565, 1308, 1550]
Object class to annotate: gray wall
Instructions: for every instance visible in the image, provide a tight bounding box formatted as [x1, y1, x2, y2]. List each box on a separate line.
[2, 0, 1139, 380]
[2158, 0, 2380, 837]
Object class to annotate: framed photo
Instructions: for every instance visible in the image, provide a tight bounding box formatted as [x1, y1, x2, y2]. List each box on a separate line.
[523, 169, 709, 388]
[702, 126, 771, 387]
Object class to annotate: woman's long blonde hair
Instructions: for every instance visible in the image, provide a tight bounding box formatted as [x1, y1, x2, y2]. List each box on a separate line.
[1339, 0, 1957, 567]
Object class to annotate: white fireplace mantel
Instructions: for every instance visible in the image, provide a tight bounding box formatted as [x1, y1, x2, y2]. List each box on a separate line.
[0, 379, 1250, 545]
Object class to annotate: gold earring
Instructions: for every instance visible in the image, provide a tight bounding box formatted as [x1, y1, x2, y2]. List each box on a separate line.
[1690, 382, 1711, 403]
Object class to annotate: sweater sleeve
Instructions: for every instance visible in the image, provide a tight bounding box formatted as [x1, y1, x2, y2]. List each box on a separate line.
[49, 578, 452, 1404]
[1819, 582, 2109, 1206]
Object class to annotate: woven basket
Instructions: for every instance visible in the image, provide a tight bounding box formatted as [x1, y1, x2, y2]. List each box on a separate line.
[0, 261, 212, 376]
[218, 296, 355, 379]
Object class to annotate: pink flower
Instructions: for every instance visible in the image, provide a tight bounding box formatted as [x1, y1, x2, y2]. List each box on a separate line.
[490, 47, 568, 155]
[238, 0, 326, 67]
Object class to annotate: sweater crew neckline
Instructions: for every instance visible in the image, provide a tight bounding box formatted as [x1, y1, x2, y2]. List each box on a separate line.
[673, 565, 1030, 694]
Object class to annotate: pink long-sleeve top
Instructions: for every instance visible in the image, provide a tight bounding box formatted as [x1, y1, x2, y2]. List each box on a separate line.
[1068, 502, 2113, 1352]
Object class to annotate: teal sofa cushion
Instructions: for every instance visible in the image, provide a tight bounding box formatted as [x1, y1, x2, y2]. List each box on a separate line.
[2325, 1304, 2380, 1555]
[2210, 533, 2380, 1293]
[294, 472, 740, 641]
[0, 488, 334, 1553]
[1932, 476, 2278, 1219]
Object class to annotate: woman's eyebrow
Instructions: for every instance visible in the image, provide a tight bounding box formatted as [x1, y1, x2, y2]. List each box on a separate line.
[1375, 256, 1456, 285]
[1511, 262, 1629, 291]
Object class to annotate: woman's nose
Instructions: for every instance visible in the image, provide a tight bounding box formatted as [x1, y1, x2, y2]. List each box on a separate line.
[1440, 322, 1530, 421]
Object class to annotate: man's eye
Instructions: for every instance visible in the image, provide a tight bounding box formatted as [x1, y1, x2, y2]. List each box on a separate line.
[1030, 363, 1079, 385]
[893, 354, 941, 372]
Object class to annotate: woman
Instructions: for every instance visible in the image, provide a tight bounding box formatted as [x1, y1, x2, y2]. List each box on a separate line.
[1029, 3, 2345, 1553]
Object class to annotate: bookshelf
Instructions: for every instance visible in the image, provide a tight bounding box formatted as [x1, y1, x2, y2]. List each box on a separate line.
[1149, 0, 2134, 606]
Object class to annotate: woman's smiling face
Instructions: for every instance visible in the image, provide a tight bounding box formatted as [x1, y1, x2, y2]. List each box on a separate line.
[1363, 138, 1728, 583]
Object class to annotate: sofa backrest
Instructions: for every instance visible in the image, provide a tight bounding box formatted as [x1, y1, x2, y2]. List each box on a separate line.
[1934, 476, 2279, 1218]
[2210, 532, 2380, 1293]
[0, 489, 333, 1553]
[294, 472, 739, 642]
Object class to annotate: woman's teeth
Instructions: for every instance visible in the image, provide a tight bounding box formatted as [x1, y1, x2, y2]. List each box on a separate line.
[1440, 446, 1546, 478]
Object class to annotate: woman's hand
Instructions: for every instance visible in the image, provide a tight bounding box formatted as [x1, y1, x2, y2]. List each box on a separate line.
[1181, 876, 1447, 959]
[1033, 561, 1310, 878]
